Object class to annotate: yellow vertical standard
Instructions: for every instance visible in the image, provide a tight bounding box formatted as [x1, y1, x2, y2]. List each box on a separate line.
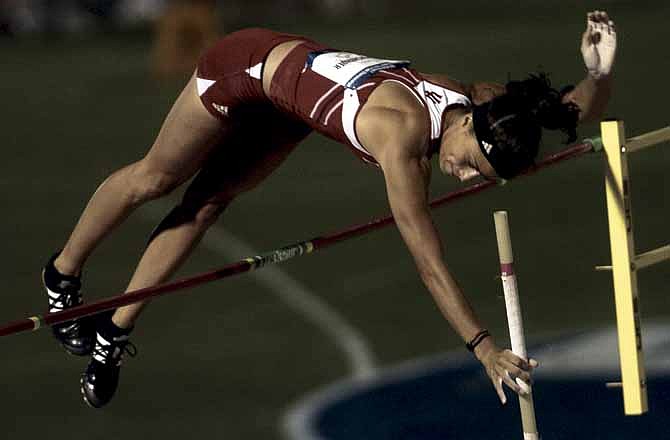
[601, 120, 648, 415]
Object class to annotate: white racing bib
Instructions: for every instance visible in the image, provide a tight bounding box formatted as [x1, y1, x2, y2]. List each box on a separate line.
[307, 51, 410, 89]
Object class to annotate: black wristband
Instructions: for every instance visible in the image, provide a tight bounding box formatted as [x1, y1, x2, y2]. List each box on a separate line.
[466, 330, 491, 352]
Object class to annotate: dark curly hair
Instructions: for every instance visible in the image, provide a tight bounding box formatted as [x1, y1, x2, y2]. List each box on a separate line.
[472, 72, 579, 179]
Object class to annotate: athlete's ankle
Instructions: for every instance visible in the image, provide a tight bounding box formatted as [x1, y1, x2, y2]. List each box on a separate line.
[109, 312, 136, 332]
[53, 251, 82, 278]
[93, 311, 134, 339]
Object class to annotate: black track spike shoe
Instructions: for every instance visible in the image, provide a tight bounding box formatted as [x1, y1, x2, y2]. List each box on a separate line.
[81, 316, 137, 408]
[42, 253, 95, 356]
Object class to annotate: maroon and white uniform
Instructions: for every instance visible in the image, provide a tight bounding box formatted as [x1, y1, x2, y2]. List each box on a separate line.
[197, 28, 472, 166]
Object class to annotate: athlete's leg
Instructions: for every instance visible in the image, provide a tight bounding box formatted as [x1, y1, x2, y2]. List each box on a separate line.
[111, 116, 311, 329]
[54, 71, 227, 277]
[80, 113, 310, 408]
[44, 72, 227, 357]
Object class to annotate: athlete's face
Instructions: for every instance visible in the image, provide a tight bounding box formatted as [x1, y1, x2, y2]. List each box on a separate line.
[439, 111, 497, 182]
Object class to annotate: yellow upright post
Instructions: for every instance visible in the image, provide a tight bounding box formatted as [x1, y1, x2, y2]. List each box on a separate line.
[601, 120, 648, 415]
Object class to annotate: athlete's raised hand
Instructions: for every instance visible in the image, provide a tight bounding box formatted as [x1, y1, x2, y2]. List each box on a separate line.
[581, 10, 617, 79]
[477, 342, 538, 404]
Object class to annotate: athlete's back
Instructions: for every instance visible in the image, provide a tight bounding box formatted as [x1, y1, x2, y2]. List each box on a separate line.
[196, 28, 478, 165]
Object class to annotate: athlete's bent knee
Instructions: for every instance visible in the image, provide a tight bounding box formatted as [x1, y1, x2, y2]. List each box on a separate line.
[171, 200, 226, 229]
[192, 202, 225, 227]
[127, 161, 181, 204]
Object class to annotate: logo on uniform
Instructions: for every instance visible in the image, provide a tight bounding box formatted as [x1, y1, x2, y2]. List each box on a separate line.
[425, 90, 442, 105]
[213, 104, 229, 116]
[482, 140, 493, 154]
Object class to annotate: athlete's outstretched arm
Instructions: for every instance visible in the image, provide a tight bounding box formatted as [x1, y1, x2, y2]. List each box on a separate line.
[467, 81, 506, 105]
[371, 115, 535, 404]
[564, 11, 616, 122]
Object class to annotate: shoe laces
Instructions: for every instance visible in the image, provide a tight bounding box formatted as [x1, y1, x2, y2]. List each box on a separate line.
[92, 332, 138, 366]
[46, 280, 82, 313]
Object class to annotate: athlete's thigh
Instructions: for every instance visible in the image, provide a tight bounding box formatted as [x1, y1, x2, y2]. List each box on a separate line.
[183, 108, 312, 205]
[141, 70, 230, 182]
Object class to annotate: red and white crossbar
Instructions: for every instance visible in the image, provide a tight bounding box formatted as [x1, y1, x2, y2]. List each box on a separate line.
[0, 140, 598, 338]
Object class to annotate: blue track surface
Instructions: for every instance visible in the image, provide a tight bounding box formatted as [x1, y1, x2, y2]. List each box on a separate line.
[315, 366, 670, 439]
[287, 325, 670, 439]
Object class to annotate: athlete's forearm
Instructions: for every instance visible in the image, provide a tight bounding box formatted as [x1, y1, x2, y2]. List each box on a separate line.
[395, 208, 490, 347]
[420, 263, 489, 346]
[565, 73, 613, 123]
[380, 154, 489, 348]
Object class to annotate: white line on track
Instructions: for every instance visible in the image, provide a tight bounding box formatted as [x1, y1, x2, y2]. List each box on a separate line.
[140, 203, 377, 380]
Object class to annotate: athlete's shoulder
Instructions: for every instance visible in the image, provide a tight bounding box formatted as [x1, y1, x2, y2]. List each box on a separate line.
[357, 81, 430, 160]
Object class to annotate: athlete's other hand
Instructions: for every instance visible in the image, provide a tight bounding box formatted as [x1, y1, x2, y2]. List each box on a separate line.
[475, 340, 538, 405]
[581, 10, 617, 79]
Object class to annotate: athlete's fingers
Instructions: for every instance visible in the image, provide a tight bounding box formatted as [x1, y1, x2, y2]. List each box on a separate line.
[516, 377, 532, 395]
[587, 11, 594, 24]
[590, 11, 601, 23]
[593, 21, 604, 32]
[496, 365, 524, 395]
[503, 370, 524, 395]
[588, 10, 609, 26]
[501, 349, 531, 371]
[499, 359, 533, 385]
[500, 351, 537, 386]
[607, 20, 615, 35]
[581, 26, 594, 49]
[583, 16, 600, 46]
[493, 376, 507, 405]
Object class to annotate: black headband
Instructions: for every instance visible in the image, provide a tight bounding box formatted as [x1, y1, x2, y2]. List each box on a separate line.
[472, 102, 535, 180]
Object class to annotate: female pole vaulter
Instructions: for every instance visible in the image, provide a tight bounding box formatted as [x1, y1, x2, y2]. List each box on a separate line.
[41, 11, 616, 407]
